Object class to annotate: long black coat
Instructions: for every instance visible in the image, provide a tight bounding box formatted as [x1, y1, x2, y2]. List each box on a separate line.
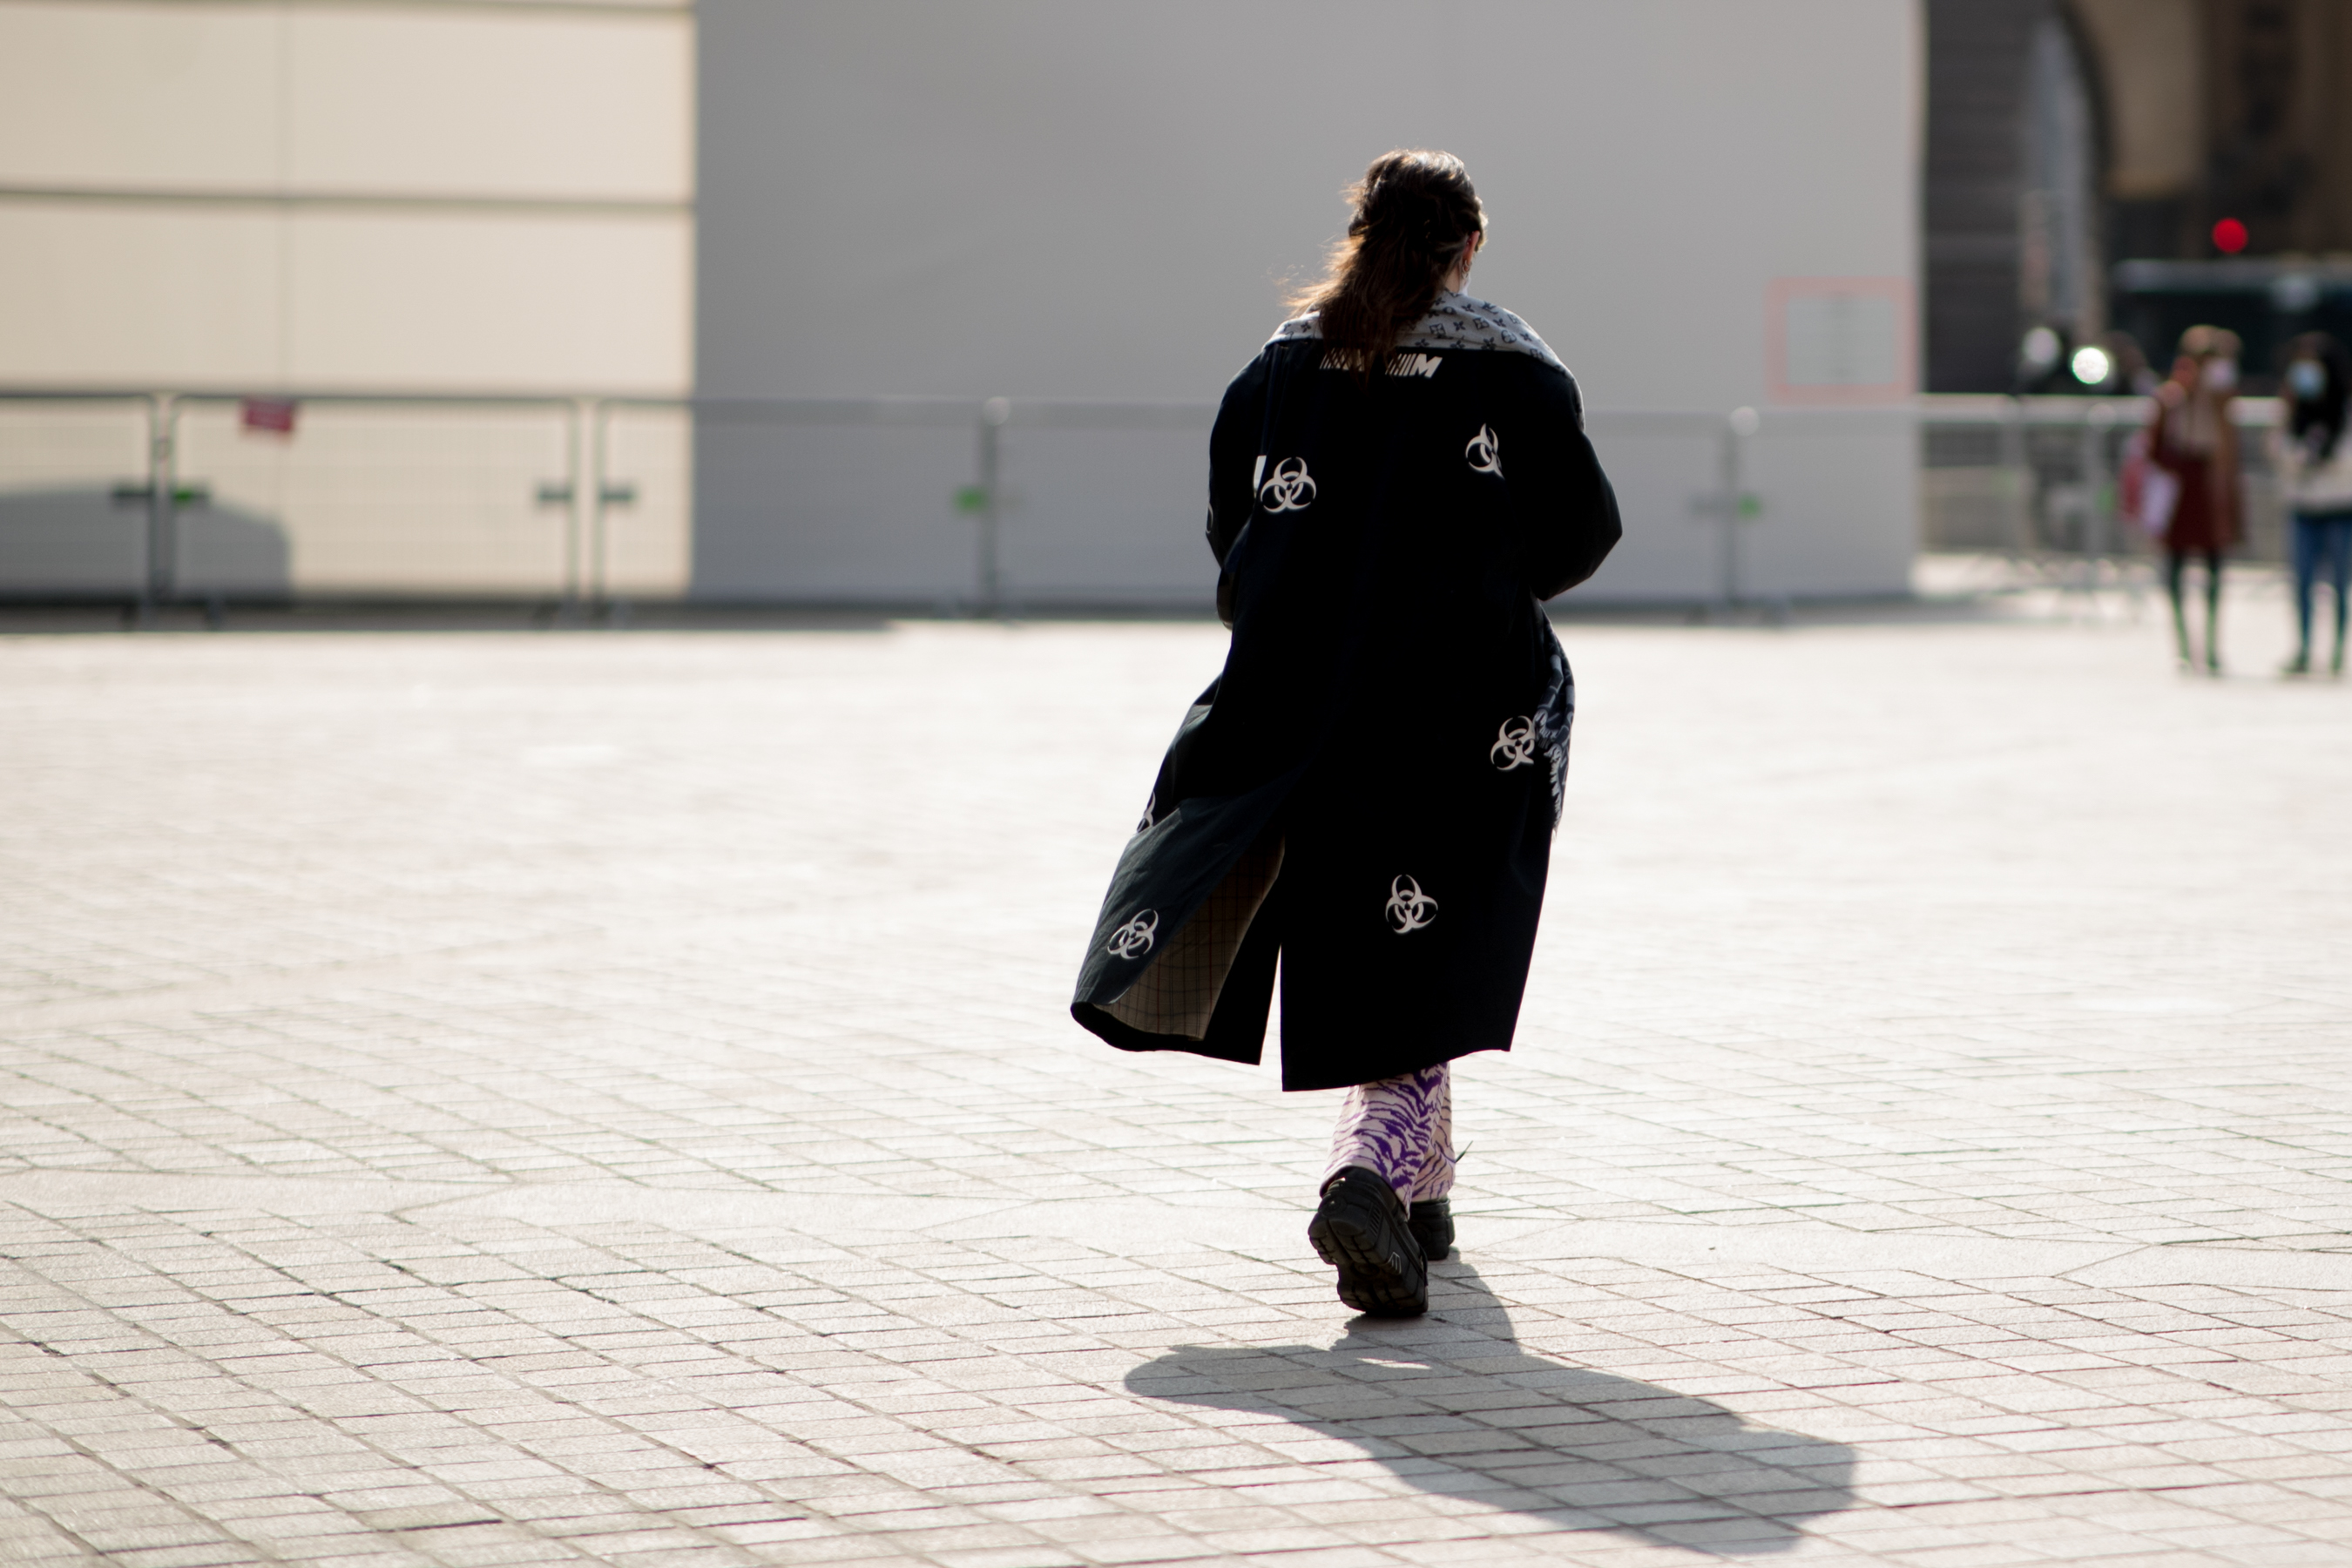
[1071, 295, 1621, 1091]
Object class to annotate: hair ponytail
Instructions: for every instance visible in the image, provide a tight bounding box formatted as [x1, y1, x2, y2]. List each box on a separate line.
[1292, 150, 1485, 379]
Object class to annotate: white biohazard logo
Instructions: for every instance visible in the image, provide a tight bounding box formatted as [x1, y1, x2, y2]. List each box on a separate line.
[1256, 456, 1317, 512]
[1384, 875, 1438, 934]
[1466, 424, 1502, 476]
[1490, 717, 1536, 770]
[1106, 909, 1159, 959]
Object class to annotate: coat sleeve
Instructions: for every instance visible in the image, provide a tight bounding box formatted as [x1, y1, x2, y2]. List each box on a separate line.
[1206, 353, 1272, 568]
[1507, 362, 1622, 599]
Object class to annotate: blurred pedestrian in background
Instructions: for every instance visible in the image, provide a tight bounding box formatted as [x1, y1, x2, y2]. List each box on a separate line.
[2146, 325, 2244, 673]
[1070, 151, 1620, 1317]
[2276, 333, 2352, 677]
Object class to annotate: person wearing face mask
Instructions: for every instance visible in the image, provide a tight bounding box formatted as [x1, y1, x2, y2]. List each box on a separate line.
[2146, 325, 2244, 673]
[2275, 333, 2352, 675]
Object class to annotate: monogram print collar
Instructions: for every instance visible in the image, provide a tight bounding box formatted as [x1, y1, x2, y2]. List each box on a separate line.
[1268, 291, 1566, 373]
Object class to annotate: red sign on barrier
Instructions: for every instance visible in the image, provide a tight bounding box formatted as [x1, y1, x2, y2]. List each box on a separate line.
[240, 398, 299, 436]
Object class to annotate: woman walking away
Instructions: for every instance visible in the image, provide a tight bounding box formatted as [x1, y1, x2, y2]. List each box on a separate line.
[1069, 151, 1620, 1317]
[2277, 333, 2352, 676]
[2147, 325, 2244, 674]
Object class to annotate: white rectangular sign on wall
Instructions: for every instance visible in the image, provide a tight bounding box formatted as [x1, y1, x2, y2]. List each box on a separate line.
[1770, 278, 1915, 403]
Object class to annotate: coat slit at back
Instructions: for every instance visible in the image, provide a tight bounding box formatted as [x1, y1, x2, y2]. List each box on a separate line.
[1097, 836, 1285, 1040]
[1071, 293, 1622, 1092]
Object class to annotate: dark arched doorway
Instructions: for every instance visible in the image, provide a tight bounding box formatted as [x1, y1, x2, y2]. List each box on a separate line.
[1925, 0, 2106, 390]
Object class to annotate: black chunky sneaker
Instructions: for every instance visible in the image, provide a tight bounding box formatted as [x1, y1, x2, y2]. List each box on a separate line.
[1308, 1167, 1428, 1317]
[1408, 1198, 1454, 1261]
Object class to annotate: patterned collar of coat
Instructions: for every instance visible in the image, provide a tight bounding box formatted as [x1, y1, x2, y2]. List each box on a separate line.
[1268, 290, 1566, 373]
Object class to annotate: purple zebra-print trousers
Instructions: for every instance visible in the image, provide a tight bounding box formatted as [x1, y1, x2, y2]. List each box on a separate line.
[1321, 1063, 1455, 1213]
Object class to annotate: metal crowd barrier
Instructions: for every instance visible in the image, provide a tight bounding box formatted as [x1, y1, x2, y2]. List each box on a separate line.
[0, 389, 1225, 618]
[667, 395, 1212, 615]
[0, 389, 624, 618]
[10, 387, 2247, 616]
[1917, 393, 2288, 576]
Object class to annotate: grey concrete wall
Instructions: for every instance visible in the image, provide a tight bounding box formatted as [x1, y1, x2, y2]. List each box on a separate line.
[696, 0, 1922, 605]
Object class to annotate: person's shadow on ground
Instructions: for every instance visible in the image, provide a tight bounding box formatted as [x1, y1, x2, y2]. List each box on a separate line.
[1124, 1261, 1855, 1557]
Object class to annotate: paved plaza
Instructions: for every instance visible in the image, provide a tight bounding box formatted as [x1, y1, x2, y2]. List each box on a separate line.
[3, 574, 2352, 1568]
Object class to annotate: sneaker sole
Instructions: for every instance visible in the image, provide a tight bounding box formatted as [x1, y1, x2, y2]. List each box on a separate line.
[1308, 1192, 1427, 1317]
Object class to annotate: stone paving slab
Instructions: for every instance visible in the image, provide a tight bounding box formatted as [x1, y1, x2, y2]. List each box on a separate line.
[3, 576, 2352, 1565]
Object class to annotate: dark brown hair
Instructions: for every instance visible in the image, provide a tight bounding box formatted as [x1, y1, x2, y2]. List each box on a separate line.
[1291, 149, 1485, 377]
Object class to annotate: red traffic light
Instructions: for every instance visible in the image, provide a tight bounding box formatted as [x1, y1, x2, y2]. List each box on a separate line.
[2213, 217, 2249, 254]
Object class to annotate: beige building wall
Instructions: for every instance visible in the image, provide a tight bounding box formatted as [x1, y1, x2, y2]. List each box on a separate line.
[0, 0, 694, 597]
[0, 0, 693, 390]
